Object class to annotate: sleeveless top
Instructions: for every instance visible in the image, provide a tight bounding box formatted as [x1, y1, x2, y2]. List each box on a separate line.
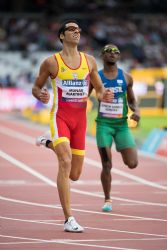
[50, 52, 90, 116]
[96, 68, 128, 124]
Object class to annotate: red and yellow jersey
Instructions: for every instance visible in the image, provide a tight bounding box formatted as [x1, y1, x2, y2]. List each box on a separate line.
[50, 52, 90, 152]
[51, 52, 90, 113]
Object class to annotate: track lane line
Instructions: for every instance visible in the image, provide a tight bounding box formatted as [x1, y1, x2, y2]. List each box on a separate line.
[1, 149, 167, 208]
[0, 125, 167, 190]
[1, 114, 167, 164]
[1, 216, 167, 237]
[0, 234, 139, 250]
[1, 151, 167, 223]
[1, 195, 167, 222]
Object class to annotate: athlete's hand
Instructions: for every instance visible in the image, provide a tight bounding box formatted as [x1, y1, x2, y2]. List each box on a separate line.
[102, 89, 114, 103]
[39, 88, 50, 104]
[130, 112, 140, 122]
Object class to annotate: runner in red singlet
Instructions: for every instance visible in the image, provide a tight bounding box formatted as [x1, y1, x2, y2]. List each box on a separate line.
[32, 20, 113, 233]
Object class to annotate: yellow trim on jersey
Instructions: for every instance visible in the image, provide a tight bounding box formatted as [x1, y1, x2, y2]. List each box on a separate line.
[71, 148, 85, 156]
[55, 52, 89, 81]
[53, 137, 70, 147]
[50, 78, 57, 140]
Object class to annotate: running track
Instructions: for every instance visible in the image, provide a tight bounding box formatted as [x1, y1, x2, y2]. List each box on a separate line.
[0, 112, 167, 250]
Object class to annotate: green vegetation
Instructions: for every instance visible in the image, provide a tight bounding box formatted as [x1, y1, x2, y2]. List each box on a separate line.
[87, 111, 167, 148]
[87, 109, 97, 136]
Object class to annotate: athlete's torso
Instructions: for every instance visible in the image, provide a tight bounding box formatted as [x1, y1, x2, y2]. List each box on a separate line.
[50, 52, 90, 119]
[96, 68, 128, 124]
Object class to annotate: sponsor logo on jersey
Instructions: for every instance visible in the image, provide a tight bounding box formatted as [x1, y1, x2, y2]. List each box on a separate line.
[62, 79, 88, 87]
[61, 67, 67, 72]
[72, 73, 78, 79]
[117, 79, 123, 85]
[109, 86, 123, 93]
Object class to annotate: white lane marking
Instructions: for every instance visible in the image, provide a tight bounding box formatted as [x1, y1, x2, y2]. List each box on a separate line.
[1, 237, 167, 245]
[0, 150, 57, 187]
[0, 239, 167, 247]
[1, 195, 167, 222]
[1, 125, 167, 190]
[0, 180, 48, 186]
[1, 116, 167, 164]
[38, 219, 64, 222]
[0, 234, 139, 250]
[0, 195, 60, 208]
[56, 238, 167, 243]
[154, 191, 167, 194]
[0, 179, 147, 187]
[73, 180, 142, 186]
[1, 150, 167, 208]
[1, 149, 167, 212]
[118, 204, 145, 206]
[0, 126, 35, 144]
[0, 242, 47, 245]
[0, 234, 51, 243]
[1, 215, 167, 237]
[71, 188, 167, 207]
[85, 158, 167, 190]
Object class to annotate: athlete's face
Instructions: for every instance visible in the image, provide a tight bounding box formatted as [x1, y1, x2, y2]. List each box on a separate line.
[102, 45, 120, 64]
[62, 22, 81, 44]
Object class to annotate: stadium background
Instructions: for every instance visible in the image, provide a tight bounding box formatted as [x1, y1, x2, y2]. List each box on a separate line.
[0, 0, 167, 156]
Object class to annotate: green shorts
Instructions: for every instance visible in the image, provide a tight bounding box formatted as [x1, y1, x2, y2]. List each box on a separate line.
[96, 121, 136, 151]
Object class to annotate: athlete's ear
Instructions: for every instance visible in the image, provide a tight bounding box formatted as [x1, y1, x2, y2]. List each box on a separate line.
[60, 33, 64, 41]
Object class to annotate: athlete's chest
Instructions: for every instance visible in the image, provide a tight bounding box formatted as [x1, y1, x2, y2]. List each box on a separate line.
[102, 78, 127, 97]
[58, 67, 89, 79]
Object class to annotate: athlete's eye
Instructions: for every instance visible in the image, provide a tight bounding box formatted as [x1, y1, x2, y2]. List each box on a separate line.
[64, 26, 82, 33]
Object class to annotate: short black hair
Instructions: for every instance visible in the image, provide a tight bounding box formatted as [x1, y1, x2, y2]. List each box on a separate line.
[58, 19, 79, 43]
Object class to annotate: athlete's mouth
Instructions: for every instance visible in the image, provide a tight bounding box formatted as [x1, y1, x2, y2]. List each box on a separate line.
[109, 55, 116, 59]
[73, 33, 80, 39]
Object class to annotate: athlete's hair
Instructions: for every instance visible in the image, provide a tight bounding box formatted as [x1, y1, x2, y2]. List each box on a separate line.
[58, 19, 79, 43]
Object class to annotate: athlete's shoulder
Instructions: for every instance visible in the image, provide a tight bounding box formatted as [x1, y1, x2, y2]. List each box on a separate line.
[122, 70, 133, 85]
[84, 53, 96, 63]
[83, 53, 97, 72]
[43, 54, 58, 65]
[40, 54, 58, 78]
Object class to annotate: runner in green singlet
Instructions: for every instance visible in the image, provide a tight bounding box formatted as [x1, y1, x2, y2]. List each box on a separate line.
[94, 44, 140, 212]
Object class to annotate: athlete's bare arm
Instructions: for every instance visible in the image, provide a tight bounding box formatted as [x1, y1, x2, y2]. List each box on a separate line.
[88, 82, 94, 96]
[32, 56, 57, 103]
[86, 54, 113, 102]
[125, 72, 140, 122]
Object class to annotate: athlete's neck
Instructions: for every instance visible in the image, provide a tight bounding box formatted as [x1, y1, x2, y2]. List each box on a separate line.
[103, 62, 118, 79]
[61, 44, 79, 57]
[104, 62, 117, 72]
[60, 45, 81, 69]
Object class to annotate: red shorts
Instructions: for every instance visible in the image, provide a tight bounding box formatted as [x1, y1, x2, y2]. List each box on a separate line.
[50, 109, 86, 156]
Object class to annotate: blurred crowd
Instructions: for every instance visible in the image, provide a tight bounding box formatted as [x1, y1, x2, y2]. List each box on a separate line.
[0, 14, 167, 68]
[0, 13, 167, 88]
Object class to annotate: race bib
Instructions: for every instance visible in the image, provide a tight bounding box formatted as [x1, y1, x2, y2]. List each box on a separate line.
[99, 101, 123, 118]
[62, 79, 88, 102]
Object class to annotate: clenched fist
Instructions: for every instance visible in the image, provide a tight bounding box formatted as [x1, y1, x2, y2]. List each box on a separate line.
[130, 112, 140, 122]
[102, 89, 114, 103]
[39, 88, 50, 104]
